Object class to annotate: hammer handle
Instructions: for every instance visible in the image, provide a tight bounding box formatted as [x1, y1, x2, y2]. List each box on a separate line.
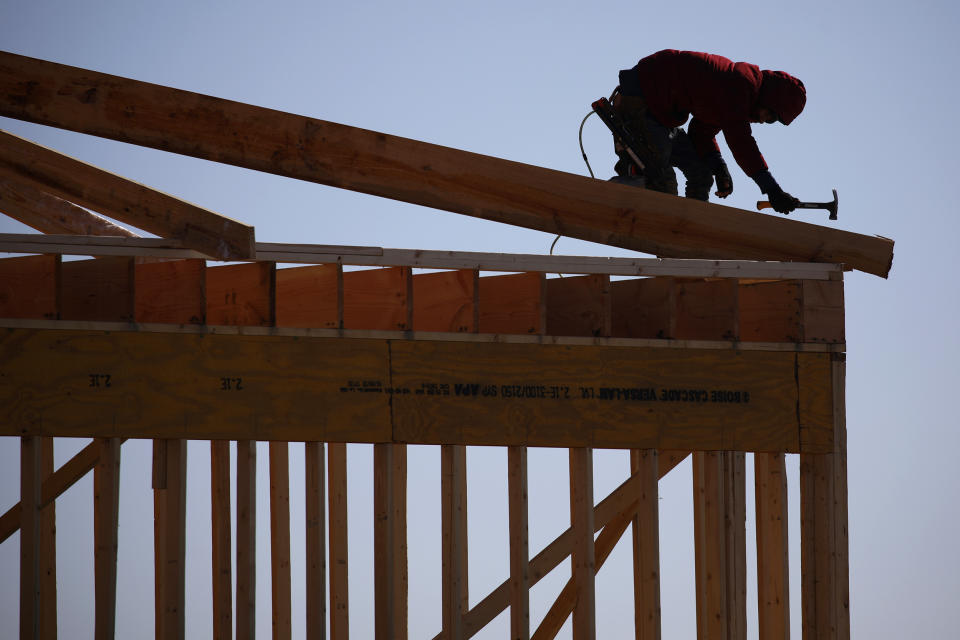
[757, 201, 826, 210]
[757, 200, 836, 220]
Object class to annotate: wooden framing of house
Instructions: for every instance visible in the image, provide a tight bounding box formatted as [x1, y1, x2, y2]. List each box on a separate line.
[0, 51, 884, 639]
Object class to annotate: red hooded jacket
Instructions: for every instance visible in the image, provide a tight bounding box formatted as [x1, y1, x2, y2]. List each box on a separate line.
[623, 50, 805, 177]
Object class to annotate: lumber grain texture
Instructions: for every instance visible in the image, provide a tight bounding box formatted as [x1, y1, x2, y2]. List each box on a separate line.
[508, 446, 530, 640]
[206, 262, 276, 327]
[236, 440, 257, 640]
[269, 442, 293, 640]
[305, 442, 327, 640]
[531, 503, 634, 640]
[37, 436, 57, 640]
[20, 436, 41, 640]
[0, 254, 59, 320]
[153, 438, 187, 640]
[0, 51, 893, 276]
[755, 452, 790, 639]
[390, 340, 810, 451]
[413, 269, 477, 333]
[327, 443, 349, 640]
[0, 128, 254, 259]
[0, 326, 833, 451]
[60, 256, 134, 322]
[135, 259, 206, 325]
[568, 448, 596, 640]
[443, 453, 687, 640]
[441, 445, 468, 640]
[0, 232, 847, 280]
[94, 437, 121, 640]
[276, 264, 341, 329]
[211, 440, 232, 640]
[800, 355, 850, 640]
[0, 178, 136, 237]
[0, 438, 122, 543]
[631, 449, 661, 640]
[374, 443, 408, 639]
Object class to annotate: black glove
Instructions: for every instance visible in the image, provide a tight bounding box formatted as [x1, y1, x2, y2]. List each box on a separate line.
[768, 189, 800, 214]
[705, 152, 732, 198]
[752, 170, 799, 214]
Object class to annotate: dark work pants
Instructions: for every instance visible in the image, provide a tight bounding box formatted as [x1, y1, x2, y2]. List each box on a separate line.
[613, 101, 714, 201]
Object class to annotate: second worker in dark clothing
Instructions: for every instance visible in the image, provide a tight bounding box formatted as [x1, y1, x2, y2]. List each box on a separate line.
[611, 49, 806, 214]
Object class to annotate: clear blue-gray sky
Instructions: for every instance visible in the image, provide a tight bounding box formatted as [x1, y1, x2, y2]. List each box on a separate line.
[0, 0, 957, 637]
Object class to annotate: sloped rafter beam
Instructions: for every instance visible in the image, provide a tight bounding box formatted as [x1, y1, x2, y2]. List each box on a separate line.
[0, 128, 254, 259]
[0, 178, 137, 237]
[0, 51, 892, 276]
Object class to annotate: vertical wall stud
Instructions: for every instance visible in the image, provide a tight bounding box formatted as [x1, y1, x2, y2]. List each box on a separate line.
[236, 440, 256, 640]
[328, 443, 349, 639]
[306, 442, 328, 640]
[569, 447, 596, 640]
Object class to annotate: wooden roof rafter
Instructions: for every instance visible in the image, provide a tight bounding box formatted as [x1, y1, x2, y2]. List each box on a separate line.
[0, 178, 138, 237]
[0, 50, 893, 276]
[0, 128, 254, 259]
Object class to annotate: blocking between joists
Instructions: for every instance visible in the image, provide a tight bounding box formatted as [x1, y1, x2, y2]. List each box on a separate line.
[0, 254, 845, 344]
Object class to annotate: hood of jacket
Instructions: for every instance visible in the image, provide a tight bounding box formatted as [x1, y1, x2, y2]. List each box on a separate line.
[758, 70, 806, 125]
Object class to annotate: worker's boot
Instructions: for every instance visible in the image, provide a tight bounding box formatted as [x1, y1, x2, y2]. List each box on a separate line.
[609, 174, 646, 188]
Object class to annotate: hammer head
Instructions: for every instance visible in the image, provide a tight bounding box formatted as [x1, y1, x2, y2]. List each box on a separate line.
[827, 189, 838, 220]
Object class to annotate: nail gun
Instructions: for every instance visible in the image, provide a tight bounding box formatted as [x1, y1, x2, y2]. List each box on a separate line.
[591, 96, 646, 177]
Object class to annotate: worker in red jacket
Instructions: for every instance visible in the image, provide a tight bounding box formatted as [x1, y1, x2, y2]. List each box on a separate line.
[611, 49, 806, 213]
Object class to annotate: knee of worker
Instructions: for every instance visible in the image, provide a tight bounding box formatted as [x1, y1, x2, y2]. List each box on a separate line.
[682, 165, 713, 201]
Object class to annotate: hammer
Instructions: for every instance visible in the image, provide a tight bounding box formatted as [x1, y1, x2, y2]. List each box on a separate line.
[757, 189, 838, 220]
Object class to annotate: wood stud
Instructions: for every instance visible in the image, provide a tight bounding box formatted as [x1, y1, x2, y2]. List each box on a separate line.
[211, 440, 233, 640]
[270, 442, 293, 640]
[154, 438, 187, 640]
[374, 443, 408, 640]
[441, 445, 468, 640]
[37, 437, 57, 640]
[801, 355, 850, 640]
[93, 438, 121, 640]
[236, 440, 257, 640]
[328, 443, 350, 640]
[568, 447, 596, 640]
[755, 452, 790, 639]
[508, 446, 530, 640]
[305, 442, 328, 640]
[20, 435, 41, 640]
[631, 449, 661, 640]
